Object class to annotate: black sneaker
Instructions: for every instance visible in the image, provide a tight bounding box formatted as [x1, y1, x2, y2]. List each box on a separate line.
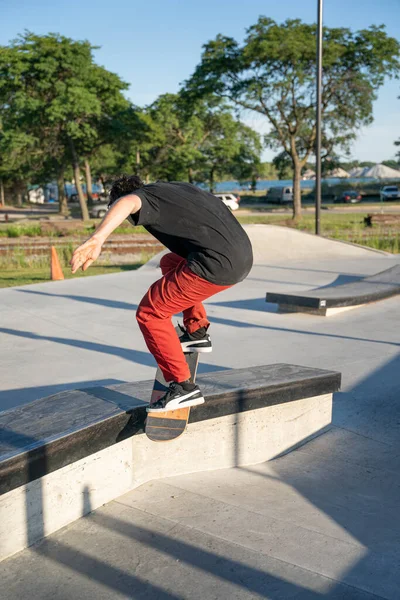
[177, 324, 212, 354]
[146, 381, 205, 413]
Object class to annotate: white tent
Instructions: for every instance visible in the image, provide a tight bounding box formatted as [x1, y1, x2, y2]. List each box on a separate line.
[349, 166, 369, 177]
[362, 164, 400, 179]
[327, 167, 350, 178]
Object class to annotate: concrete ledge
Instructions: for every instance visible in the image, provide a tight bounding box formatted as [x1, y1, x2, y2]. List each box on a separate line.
[266, 264, 400, 315]
[0, 364, 340, 561]
[278, 304, 367, 317]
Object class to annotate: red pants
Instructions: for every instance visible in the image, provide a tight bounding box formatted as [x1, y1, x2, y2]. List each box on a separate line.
[136, 253, 231, 382]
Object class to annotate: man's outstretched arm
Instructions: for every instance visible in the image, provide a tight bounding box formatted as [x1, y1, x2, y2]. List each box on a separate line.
[70, 194, 142, 274]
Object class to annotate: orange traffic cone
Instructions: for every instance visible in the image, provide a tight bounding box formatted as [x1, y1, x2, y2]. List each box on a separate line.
[50, 246, 64, 281]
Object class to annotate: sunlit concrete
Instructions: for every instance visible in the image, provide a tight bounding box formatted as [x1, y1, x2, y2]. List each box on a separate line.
[1, 226, 399, 598]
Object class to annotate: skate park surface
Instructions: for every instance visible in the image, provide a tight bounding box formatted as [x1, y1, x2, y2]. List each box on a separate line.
[1, 225, 400, 599]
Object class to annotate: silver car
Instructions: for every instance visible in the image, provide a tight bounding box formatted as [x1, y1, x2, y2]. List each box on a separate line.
[380, 186, 400, 201]
[89, 201, 108, 219]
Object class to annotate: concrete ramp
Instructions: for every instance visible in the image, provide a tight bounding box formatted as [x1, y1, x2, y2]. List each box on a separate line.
[140, 225, 388, 274]
[267, 264, 400, 315]
[246, 224, 389, 263]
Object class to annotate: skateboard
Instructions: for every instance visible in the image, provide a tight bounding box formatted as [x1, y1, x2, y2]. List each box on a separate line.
[145, 351, 199, 442]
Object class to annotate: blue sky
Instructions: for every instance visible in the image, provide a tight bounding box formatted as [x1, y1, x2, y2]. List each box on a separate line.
[2, 0, 399, 162]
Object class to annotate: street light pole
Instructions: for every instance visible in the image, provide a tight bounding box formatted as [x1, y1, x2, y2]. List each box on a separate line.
[315, 0, 323, 235]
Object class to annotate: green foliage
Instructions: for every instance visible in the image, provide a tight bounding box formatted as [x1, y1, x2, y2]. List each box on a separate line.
[112, 93, 262, 188]
[0, 32, 133, 216]
[0, 223, 42, 237]
[0, 257, 144, 288]
[0, 220, 146, 238]
[272, 152, 294, 180]
[382, 159, 400, 169]
[184, 18, 400, 216]
[1, 25, 399, 220]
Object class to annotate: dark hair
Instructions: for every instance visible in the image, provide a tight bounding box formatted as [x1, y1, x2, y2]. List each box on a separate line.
[108, 174, 144, 208]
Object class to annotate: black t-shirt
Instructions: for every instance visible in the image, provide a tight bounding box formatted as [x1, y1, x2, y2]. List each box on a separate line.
[129, 181, 253, 285]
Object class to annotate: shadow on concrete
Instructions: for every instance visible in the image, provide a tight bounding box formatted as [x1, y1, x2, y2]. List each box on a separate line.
[253, 264, 374, 277]
[332, 351, 400, 448]
[8, 478, 374, 599]
[307, 274, 362, 289]
[79, 508, 354, 599]
[209, 297, 278, 313]
[0, 379, 125, 413]
[0, 326, 157, 368]
[239, 352, 400, 598]
[0, 427, 46, 549]
[206, 315, 400, 348]
[3, 361, 396, 598]
[208, 276, 368, 315]
[0, 327, 226, 372]
[245, 273, 363, 289]
[35, 533, 183, 599]
[0, 328, 227, 411]
[18, 289, 138, 312]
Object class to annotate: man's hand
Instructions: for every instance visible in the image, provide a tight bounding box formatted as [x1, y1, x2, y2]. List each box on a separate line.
[70, 194, 142, 275]
[70, 237, 103, 274]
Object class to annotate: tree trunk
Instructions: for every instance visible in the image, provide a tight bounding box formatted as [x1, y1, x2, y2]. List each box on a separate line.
[292, 160, 302, 220]
[17, 191, 23, 207]
[57, 167, 69, 216]
[0, 179, 4, 206]
[136, 150, 140, 175]
[188, 168, 194, 184]
[84, 159, 93, 206]
[69, 139, 89, 221]
[209, 167, 215, 193]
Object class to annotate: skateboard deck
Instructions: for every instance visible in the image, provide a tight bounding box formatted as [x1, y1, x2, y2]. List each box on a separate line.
[145, 351, 199, 442]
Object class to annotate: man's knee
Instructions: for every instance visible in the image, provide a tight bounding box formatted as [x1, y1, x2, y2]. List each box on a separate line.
[136, 301, 150, 326]
[136, 300, 169, 326]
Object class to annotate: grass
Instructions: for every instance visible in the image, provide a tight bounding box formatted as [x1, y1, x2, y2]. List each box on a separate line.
[0, 245, 151, 288]
[236, 212, 400, 253]
[0, 221, 146, 238]
[0, 223, 44, 238]
[0, 264, 143, 288]
[236, 212, 368, 232]
[1, 209, 399, 288]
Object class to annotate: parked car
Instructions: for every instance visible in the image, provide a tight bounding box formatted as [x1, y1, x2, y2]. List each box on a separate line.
[89, 201, 108, 219]
[69, 191, 103, 203]
[334, 190, 362, 204]
[380, 186, 400, 201]
[214, 193, 240, 210]
[266, 186, 293, 204]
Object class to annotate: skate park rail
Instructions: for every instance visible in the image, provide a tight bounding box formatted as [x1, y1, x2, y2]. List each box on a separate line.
[0, 363, 340, 561]
[266, 263, 400, 316]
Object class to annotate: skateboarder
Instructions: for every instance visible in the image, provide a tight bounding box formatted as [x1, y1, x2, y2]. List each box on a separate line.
[70, 176, 253, 412]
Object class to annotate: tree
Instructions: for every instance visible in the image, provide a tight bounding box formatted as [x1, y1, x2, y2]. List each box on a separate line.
[105, 93, 262, 187]
[0, 32, 130, 218]
[272, 152, 294, 181]
[198, 111, 261, 191]
[184, 18, 400, 219]
[88, 107, 154, 186]
[139, 93, 261, 188]
[0, 126, 40, 206]
[382, 159, 400, 169]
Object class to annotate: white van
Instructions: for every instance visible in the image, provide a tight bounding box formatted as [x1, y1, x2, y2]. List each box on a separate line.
[267, 186, 293, 204]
